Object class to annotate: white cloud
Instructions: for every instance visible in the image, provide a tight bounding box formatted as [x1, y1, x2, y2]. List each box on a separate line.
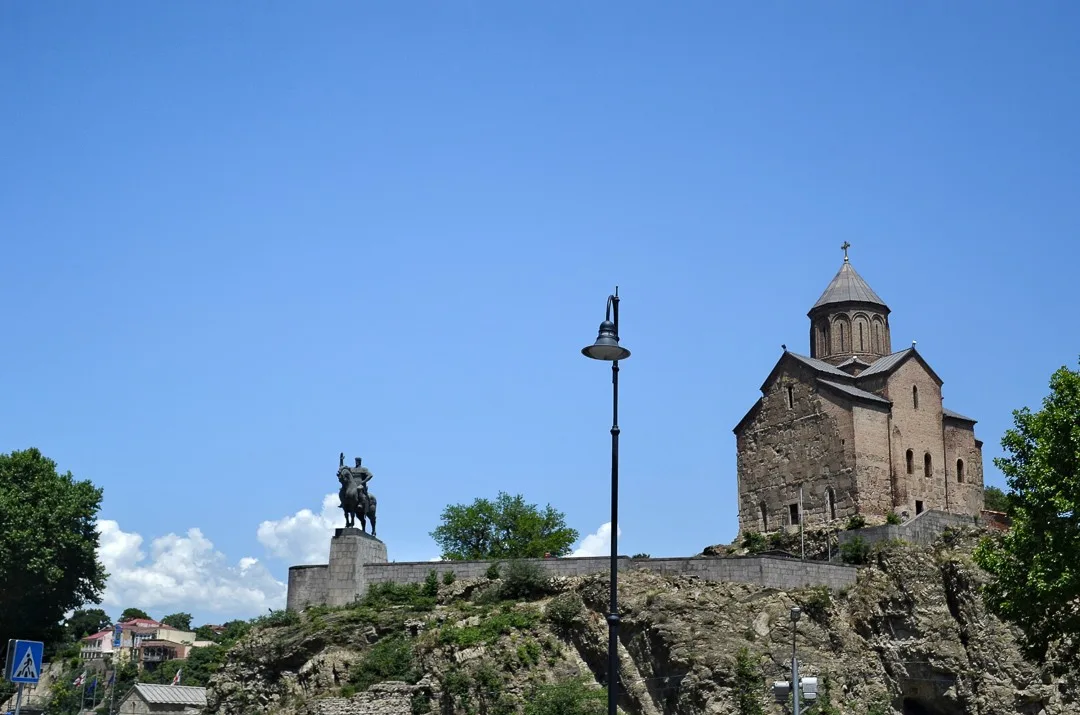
[97, 520, 286, 619]
[571, 522, 622, 557]
[256, 493, 340, 564]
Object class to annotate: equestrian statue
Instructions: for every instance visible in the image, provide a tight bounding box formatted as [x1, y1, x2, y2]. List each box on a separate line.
[337, 451, 378, 536]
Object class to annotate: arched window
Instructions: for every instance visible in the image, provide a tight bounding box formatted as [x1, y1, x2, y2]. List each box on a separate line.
[825, 487, 836, 521]
[858, 323, 864, 352]
[787, 385, 794, 409]
[912, 385, 919, 409]
[906, 449, 914, 475]
[956, 459, 965, 484]
[839, 323, 845, 352]
[924, 452, 933, 478]
[759, 502, 768, 531]
[872, 321, 882, 353]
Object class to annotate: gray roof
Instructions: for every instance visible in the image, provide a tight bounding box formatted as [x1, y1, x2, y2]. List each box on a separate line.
[943, 407, 977, 423]
[856, 349, 913, 378]
[133, 684, 207, 706]
[786, 352, 851, 379]
[810, 260, 888, 311]
[817, 379, 891, 405]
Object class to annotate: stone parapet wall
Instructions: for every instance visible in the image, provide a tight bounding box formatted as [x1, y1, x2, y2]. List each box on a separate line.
[287, 565, 330, 612]
[837, 508, 982, 548]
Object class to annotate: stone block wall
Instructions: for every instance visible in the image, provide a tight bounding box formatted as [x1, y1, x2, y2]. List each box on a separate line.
[287, 564, 330, 612]
[327, 529, 389, 607]
[837, 509, 982, 549]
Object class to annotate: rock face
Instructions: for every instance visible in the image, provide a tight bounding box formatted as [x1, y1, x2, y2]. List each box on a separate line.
[206, 530, 1078, 715]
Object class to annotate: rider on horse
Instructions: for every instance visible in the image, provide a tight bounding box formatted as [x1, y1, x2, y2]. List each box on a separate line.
[338, 453, 373, 508]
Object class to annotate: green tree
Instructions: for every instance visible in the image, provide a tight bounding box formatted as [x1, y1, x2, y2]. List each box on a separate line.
[195, 624, 219, 641]
[974, 358, 1080, 661]
[523, 677, 605, 715]
[984, 485, 1011, 513]
[0, 448, 107, 649]
[430, 492, 579, 560]
[120, 607, 151, 622]
[161, 612, 192, 631]
[65, 608, 111, 640]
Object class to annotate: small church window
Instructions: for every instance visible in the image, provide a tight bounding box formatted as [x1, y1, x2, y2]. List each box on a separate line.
[912, 385, 919, 409]
[906, 449, 914, 475]
[787, 385, 794, 409]
[825, 487, 836, 521]
[789, 503, 800, 525]
[839, 323, 845, 352]
[858, 323, 864, 352]
[956, 459, 965, 484]
[760, 502, 768, 531]
[924, 452, 933, 478]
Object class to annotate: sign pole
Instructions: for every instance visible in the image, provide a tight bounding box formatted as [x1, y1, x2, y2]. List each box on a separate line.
[13, 683, 23, 715]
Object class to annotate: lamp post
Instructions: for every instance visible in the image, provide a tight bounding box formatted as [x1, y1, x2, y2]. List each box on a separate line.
[791, 607, 802, 715]
[582, 287, 631, 715]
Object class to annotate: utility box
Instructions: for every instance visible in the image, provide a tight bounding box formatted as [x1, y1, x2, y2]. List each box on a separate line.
[772, 681, 791, 703]
[800, 677, 819, 702]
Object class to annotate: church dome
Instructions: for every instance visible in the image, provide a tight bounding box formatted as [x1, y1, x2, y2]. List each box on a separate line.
[807, 247, 892, 364]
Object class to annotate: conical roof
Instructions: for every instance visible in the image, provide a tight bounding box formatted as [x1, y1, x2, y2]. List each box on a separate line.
[810, 259, 888, 313]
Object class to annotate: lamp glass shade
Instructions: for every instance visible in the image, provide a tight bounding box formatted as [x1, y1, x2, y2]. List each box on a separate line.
[582, 320, 630, 361]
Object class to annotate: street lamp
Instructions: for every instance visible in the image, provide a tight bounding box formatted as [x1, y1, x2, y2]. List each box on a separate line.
[791, 607, 802, 715]
[582, 287, 630, 715]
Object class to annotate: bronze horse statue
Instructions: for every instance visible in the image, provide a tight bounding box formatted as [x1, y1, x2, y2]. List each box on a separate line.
[338, 454, 377, 536]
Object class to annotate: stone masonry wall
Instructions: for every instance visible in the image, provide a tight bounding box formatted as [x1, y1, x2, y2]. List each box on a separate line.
[327, 530, 388, 607]
[737, 360, 856, 534]
[851, 403, 893, 515]
[837, 509, 982, 549]
[364, 555, 858, 594]
[944, 421, 985, 516]
[882, 358, 948, 516]
[287, 565, 329, 612]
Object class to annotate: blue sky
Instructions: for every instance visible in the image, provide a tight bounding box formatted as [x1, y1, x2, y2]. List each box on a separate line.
[2, 2, 1078, 624]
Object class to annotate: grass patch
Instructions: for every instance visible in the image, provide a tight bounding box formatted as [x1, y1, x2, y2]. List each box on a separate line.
[349, 636, 420, 691]
[439, 606, 541, 647]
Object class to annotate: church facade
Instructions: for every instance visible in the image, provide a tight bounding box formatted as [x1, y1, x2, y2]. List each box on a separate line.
[734, 251, 984, 534]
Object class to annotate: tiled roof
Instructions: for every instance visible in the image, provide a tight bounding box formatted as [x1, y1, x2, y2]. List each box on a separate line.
[133, 684, 207, 706]
[83, 629, 112, 641]
[817, 379, 891, 405]
[943, 407, 977, 423]
[120, 618, 164, 628]
[856, 349, 913, 378]
[810, 260, 888, 311]
[786, 352, 852, 379]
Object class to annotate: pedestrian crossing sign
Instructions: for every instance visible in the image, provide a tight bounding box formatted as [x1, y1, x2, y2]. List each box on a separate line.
[5, 639, 44, 684]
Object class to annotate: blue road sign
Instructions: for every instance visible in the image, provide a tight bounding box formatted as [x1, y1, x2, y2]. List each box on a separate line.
[5, 639, 44, 684]
[112, 623, 123, 649]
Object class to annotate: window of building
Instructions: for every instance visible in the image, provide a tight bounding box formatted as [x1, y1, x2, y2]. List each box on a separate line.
[839, 323, 845, 352]
[759, 502, 768, 531]
[825, 487, 836, 521]
[924, 452, 933, 478]
[787, 385, 794, 409]
[906, 449, 914, 475]
[858, 323, 864, 352]
[789, 503, 800, 525]
[912, 385, 919, 409]
[915, 500, 924, 515]
[956, 459, 965, 484]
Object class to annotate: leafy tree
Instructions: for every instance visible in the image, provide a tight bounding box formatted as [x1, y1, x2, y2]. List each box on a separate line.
[523, 677, 605, 715]
[974, 358, 1080, 661]
[65, 608, 111, 640]
[161, 612, 192, 631]
[0, 448, 107, 649]
[120, 607, 151, 622]
[430, 492, 579, 560]
[984, 485, 1011, 513]
[195, 624, 220, 641]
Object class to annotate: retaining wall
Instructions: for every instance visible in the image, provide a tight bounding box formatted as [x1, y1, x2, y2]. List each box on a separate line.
[837, 508, 982, 549]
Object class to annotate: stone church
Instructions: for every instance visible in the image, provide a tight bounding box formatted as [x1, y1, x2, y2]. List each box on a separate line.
[734, 249, 984, 534]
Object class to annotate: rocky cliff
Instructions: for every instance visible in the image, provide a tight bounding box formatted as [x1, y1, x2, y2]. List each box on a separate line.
[205, 528, 1077, 715]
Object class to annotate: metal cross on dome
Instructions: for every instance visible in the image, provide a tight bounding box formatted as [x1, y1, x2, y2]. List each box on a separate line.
[841, 241, 851, 261]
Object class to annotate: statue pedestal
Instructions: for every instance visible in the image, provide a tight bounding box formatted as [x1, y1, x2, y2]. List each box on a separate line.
[327, 528, 388, 606]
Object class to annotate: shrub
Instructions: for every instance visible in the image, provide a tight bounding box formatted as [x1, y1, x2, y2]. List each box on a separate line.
[362, 581, 436, 610]
[442, 570, 457, 585]
[631, 552, 651, 559]
[840, 536, 871, 565]
[733, 648, 765, 715]
[253, 609, 300, 628]
[500, 559, 553, 600]
[439, 607, 540, 647]
[349, 636, 420, 691]
[846, 514, 867, 530]
[545, 593, 585, 635]
[798, 586, 831, 621]
[523, 676, 606, 715]
[885, 511, 902, 525]
[486, 562, 502, 580]
[422, 570, 440, 597]
[740, 531, 767, 553]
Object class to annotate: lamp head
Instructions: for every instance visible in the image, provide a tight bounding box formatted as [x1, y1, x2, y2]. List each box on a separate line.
[582, 319, 631, 361]
[790, 607, 802, 623]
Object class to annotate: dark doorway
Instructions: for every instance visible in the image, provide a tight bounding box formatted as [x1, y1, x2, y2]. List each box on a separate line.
[789, 503, 800, 525]
[915, 500, 924, 515]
